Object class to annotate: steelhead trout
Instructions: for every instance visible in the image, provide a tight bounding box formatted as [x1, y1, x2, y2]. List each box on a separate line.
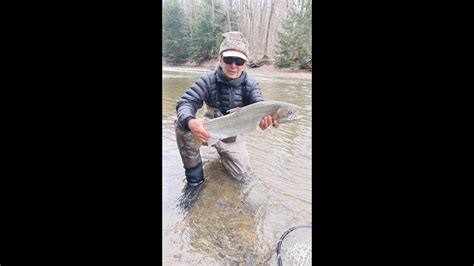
[196, 101, 302, 147]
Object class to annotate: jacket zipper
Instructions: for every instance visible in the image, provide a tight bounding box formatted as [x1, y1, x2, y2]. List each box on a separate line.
[229, 86, 234, 113]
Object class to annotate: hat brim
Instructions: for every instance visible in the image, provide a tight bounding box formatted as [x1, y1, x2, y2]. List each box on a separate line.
[222, 50, 248, 62]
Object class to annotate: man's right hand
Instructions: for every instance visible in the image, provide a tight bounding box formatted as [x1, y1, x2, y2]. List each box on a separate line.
[188, 118, 209, 143]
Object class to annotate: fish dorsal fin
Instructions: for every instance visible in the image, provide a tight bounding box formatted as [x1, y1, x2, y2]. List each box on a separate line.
[226, 107, 240, 114]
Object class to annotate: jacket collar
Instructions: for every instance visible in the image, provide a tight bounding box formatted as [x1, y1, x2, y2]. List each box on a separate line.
[216, 66, 247, 87]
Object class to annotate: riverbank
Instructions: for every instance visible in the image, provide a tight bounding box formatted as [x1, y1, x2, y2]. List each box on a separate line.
[163, 59, 312, 80]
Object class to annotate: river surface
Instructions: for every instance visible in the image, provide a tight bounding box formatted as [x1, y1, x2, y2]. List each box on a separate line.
[162, 66, 312, 264]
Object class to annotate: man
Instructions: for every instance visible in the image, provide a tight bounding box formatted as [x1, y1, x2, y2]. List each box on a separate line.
[175, 32, 278, 203]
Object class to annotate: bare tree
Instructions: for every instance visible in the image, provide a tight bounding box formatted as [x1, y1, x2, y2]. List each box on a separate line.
[165, 0, 300, 61]
[225, 0, 232, 31]
[211, 0, 215, 22]
[263, 0, 275, 56]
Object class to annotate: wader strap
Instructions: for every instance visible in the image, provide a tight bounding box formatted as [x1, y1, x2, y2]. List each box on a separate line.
[241, 81, 247, 105]
[216, 81, 222, 113]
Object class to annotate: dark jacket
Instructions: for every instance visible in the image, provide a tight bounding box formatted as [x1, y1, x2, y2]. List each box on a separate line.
[176, 66, 264, 130]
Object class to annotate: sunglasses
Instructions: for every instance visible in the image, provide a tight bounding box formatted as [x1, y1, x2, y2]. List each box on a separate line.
[223, 56, 246, 66]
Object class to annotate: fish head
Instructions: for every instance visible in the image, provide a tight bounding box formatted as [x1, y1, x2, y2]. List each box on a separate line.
[274, 104, 302, 124]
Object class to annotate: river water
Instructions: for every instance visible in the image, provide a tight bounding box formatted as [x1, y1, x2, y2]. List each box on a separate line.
[162, 66, 312, 264]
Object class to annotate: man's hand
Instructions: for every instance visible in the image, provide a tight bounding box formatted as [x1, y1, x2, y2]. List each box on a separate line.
[188, 118, 209, 142]
[259, 115, 280, 130]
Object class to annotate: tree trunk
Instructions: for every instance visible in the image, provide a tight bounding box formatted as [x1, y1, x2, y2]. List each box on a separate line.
[211, 0, 215, 23]
[259, 0, 267, 56]
[264, 0, 275, 56]
[225, 0, 232, 31]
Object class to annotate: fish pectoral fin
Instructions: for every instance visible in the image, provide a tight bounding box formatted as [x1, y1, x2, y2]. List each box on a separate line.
[226, 107, 240, 114]
[207, 137, 220, 147]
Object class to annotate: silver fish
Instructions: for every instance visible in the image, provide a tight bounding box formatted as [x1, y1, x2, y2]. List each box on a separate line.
[197, 100, 302, 147]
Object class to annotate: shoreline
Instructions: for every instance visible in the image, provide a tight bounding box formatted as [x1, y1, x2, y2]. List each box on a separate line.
[163, 60, 312, 80]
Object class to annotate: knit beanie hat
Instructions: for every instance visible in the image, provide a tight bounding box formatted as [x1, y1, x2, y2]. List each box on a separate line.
[219, 31, 249, 61]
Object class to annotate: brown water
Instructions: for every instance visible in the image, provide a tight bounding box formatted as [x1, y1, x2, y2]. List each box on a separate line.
[162, 66, 312, 264]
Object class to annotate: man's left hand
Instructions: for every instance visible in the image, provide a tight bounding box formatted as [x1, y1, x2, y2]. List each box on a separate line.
[259, 115, 279, 130]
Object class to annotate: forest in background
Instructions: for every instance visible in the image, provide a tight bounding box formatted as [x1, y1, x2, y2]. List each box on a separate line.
[162, 0, 311, 70]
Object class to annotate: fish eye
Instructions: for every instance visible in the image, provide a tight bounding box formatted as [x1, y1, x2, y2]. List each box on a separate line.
[289, 110, 293, 114]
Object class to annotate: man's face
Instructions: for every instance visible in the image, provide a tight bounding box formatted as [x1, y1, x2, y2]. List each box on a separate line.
[219, 56, 246, 79]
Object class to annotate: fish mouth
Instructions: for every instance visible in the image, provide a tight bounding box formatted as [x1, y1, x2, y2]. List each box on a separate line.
[293, 114, 302, 120]
[279, 114, 302, 123]
[291, 114, 302, 121]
